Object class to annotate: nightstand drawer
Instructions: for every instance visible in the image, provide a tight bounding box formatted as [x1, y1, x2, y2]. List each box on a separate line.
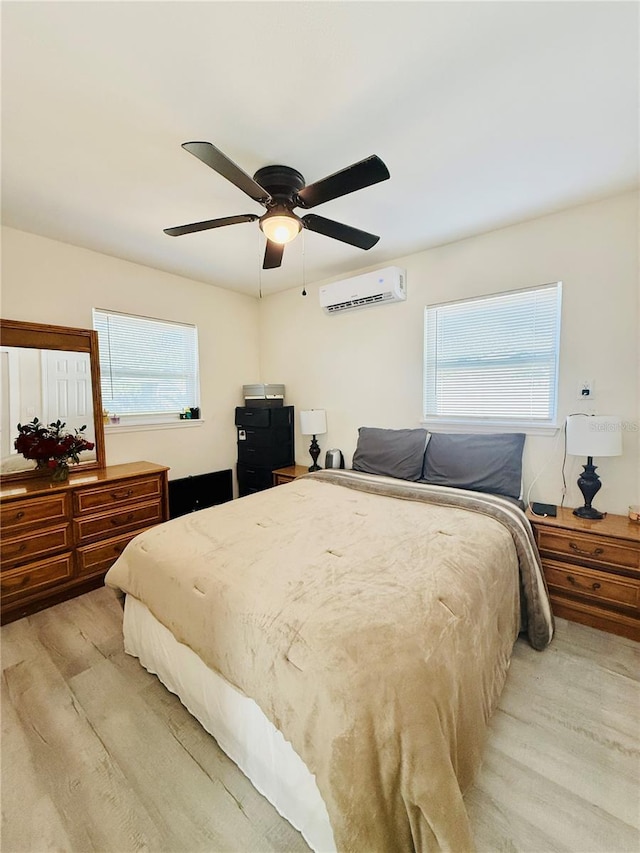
[537, 529, 639, 571]
[544, 559, 640, 611]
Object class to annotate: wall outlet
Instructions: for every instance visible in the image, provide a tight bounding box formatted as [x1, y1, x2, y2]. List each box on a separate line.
[578, 380, 594, 400]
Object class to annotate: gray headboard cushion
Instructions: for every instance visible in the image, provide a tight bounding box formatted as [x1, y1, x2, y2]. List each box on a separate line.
[421, 432, 525, 500]
[352, 427, 429, 482]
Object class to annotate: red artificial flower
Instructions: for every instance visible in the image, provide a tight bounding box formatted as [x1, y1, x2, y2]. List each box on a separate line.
[14, 418, 95, 469]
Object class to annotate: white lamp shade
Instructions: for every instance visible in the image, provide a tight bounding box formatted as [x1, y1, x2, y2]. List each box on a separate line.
[566, 415, 622, 458]
[300, 409, 327, 436]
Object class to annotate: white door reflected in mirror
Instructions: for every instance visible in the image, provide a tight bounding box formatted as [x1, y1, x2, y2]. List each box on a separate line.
[0, 346, 97, 474]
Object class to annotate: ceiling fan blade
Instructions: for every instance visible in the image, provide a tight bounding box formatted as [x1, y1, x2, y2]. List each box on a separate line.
[164, 214, 258, 237]
[302, 214, 380, 250]
[182, 141, 270, 204]
[263, 240, 284, 269]
[296, 155, 390, 209]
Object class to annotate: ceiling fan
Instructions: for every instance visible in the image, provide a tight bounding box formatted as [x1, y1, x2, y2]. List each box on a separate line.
[164, 142, 390, 269]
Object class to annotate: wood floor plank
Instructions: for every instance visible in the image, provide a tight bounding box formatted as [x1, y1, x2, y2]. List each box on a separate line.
[138, 671, 311, 852]
[2, 652, 164, 851]
[2, 589, 638, 853]
[69, 656, 284, 852]
[482, 706, 638, 827]
[551, 616, 640, 679]
[468, 744, 639, 853]
[505, 643, 639, 745]
[25, 603, 108, 681]
[1, 682, 73, 852]
[0, 618, 42, 671]
[51, 586, 123, 648]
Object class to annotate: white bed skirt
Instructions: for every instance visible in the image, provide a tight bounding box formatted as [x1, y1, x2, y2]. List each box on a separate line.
[123, 595, 336, 853]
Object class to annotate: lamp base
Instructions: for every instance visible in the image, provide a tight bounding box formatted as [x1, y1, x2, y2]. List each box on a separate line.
[573, 505, 605, 520]
[574, 457, 604, 520]
[308, 435, 321, 472]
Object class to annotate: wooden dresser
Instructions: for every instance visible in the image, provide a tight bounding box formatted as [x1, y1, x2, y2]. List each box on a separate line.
[527, 507, 640, 641]
[1, 461, 169, 624]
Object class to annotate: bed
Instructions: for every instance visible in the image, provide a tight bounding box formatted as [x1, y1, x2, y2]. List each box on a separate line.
[105, 430, 554, 853]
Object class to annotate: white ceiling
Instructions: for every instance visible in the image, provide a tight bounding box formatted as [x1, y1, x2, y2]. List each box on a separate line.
[2, 1, 638, 297]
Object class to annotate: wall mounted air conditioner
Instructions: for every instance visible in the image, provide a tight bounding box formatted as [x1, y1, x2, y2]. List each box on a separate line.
[319, 266, 407, 314]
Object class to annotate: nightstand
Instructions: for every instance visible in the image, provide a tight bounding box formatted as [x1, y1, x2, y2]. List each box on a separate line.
[527, 507, 640, 641]
[272, 465, 311, 486]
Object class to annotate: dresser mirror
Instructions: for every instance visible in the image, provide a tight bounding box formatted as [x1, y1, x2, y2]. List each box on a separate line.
[0, 319, 106, 481]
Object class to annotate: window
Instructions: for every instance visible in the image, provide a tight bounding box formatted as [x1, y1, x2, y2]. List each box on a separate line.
[93, 309, 200, 425]
[423, 282, 562, 430]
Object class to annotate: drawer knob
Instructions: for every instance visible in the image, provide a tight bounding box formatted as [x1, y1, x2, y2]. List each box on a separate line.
[569, 543, 604, 558]
[15, 511, 25, 520]
[111, 489, 133, 500]
[566, 575, 602, 592]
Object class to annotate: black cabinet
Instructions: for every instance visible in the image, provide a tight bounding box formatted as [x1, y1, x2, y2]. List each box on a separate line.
[236, 406, 294, 497]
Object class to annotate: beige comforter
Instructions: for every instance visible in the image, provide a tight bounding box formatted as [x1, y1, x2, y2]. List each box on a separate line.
[106, 470, 553, 852]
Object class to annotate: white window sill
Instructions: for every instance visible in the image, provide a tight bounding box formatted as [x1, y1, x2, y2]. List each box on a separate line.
[105, 419, 205, 435]
[421, 419, 559, 436]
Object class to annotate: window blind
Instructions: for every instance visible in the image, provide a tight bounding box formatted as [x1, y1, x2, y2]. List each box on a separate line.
[423, 282, 562, 426]
[93, 309, 199, 417]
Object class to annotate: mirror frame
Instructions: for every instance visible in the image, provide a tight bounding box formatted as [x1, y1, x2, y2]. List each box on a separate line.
[0, 318, 106, 481]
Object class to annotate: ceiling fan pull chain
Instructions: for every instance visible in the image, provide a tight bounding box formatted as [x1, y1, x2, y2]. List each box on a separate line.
[257, 228, 263, 299]
[301, 230, 307, 297]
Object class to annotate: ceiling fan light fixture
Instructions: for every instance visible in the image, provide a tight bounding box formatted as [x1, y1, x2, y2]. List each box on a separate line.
[259, 209, 302, 245]
[166, 142, 389, 268]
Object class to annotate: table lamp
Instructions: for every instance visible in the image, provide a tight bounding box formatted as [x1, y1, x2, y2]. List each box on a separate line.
[566, 414, 622, 519]
[300, 409, 327, 471]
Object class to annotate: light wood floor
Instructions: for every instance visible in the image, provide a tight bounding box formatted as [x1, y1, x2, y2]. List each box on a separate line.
[2, 588, 638, 853]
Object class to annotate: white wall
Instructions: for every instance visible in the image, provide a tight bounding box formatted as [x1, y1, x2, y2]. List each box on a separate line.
[259, 192, 639, 515]
[1, 227, 260, 483]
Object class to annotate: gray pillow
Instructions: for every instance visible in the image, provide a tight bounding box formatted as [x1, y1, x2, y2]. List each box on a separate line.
[421, 433, 525, 500]
[352, 427, 428, 481]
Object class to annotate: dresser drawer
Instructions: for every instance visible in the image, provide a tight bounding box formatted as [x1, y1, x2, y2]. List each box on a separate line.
[74, 476, 163, 515]
[543, 559, 640, 611]
[1, 493, 69, 533]
[536, 529, 639, 571]
[1, 524, 71, 569]
[77, 528, 151, 577]
[1, 552, 74, 601]
[74, 500, 164, 544]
